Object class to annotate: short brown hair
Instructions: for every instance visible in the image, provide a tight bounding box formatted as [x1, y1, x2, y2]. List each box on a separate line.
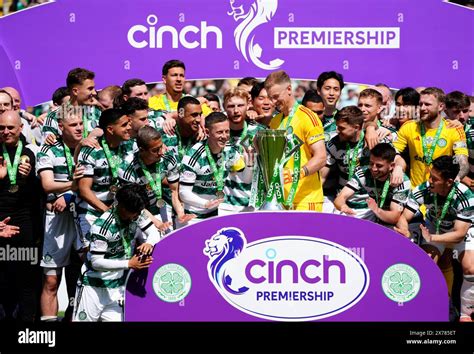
[445, 91, 470, 110]
[359, 88, 383, 105]
[66, 68, 95, 90]
[420, 87, 445, 104]
[335, 106, 364, 127]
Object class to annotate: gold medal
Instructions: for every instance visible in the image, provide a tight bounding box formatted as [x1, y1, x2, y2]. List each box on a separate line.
[8, 185, 19, 193]
[109, 185, 118, 193]
[156, 199, 166, 208]
[216, 191, 225, 199]
[20, 155, 30, 164]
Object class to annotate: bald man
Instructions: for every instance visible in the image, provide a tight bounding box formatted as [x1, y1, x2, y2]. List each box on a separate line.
[0, 110, 41, 322]
[2, 87, 42, 148]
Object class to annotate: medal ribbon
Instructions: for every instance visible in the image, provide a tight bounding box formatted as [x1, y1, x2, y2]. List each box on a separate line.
[138, 158, 162, 200]
[114, 210, 132, 258]
[346, 130, 365, 181]
[2, 141, 23, 186]
[434, 183, 457, 234]
[101, 140, 120, 185]
[205, 144, 225, 194]
[420, 120, 444, 166]
[63, 142, 74, 179]
[278, 101, 300, 130]
[374, 178, 390, 208]
[163, 93, 185, 112]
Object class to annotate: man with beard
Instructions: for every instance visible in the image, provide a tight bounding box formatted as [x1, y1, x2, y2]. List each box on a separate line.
[393, 87, 468, 188]
[178, 112, 242, 226]
[265, 71, 326, 211]
[393, 87, 469, 310]
[334, 143, 411, 226]
[219, 88, 265, 215]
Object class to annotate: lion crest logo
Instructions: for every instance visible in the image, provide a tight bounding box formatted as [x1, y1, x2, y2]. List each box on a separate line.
[203, 227, 249, 295]
[228, 0, 285, 70]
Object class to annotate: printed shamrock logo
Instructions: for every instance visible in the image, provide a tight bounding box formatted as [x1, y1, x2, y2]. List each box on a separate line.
[160, 271, 184, 295]
[389, 271, 413, 295]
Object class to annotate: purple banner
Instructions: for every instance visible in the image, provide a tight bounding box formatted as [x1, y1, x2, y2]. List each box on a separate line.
[125, 213, 448, 321]
[0, 0, 472, 106]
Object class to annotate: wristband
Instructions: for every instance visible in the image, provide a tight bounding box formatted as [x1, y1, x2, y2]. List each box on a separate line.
[302, 166, 309, 178]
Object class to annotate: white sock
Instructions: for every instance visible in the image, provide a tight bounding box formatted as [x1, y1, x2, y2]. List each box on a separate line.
[40, 315, 58, 322]
[460, 275, 474, 318]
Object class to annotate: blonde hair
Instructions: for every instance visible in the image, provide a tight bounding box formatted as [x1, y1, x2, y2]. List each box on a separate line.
[223, 88, 250, 106]
[264, 70, 291, 90]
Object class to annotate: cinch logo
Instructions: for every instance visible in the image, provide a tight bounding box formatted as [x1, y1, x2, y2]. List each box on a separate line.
[228, 0, 285, 70]
[128, 15, 223, 49]
[203, 228, 369, 321]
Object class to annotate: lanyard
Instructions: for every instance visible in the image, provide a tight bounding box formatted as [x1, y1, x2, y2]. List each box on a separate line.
[163, 94, 184, 112]
[2, 141, 23, 185]
[139, 158, 162, 200]
[346, 131, 365, 180]
[420, 120, 444, 165]
[278, 102, 300, 130]
[205, 144, 225, 193]
[82, 114, 88, 138]
[101, 140, 120, 182]
[63, 142, 74, 179]
[374, 178, 390, 208]
[433, 183, 457, 234]
[114, 210, 132, 258]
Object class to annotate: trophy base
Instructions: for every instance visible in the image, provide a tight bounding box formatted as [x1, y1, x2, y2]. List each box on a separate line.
[259, 199, 285, 211]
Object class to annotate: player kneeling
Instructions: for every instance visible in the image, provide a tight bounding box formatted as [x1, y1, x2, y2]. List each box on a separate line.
[73, 184, 161, 322]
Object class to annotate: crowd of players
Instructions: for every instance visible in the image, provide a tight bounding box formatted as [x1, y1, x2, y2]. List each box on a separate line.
[0, 59, 473, 322]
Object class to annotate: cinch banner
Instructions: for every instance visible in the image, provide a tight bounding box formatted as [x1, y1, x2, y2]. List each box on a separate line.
[125, 213, 448, 321]
[0, 0, 472, 106]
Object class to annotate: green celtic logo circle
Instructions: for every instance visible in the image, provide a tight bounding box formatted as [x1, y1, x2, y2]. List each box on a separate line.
[153, 263, 192, 303]
[78, 311, 87, 321]
[437, 138, 447, 147]
[381, 263, 421, 303]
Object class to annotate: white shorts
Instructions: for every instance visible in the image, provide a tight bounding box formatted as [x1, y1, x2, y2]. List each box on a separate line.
[73, 284, 124, 322]
[218, 203, 254, 216]
[77, 213, 99, 250]
[41, 210, 77, 268]
[322, 196, 336, 214]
